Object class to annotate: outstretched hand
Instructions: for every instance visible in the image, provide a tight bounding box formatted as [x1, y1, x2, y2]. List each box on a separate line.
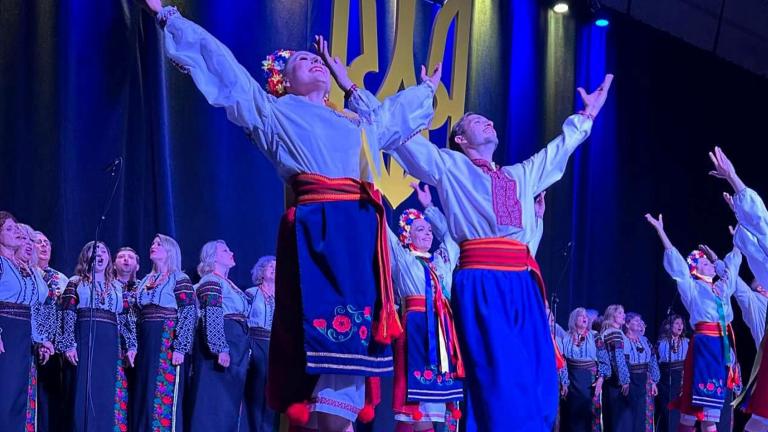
[698, 244, 718, 262]
[723, 192, 735, 212]
[421, 63, 442, 90]
[708, 147, 736, 181]
[577, 74, 614, 118]
[313, 35, 353, 91]
[410, 182, 433, 209]
[709, 147, 746, 192]
[644, 213, 664, 231]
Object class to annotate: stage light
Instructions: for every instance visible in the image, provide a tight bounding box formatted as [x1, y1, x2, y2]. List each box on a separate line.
[553, 2, 569, 13]
[594, 17, 609, 26]
[590, 0, 610, 27]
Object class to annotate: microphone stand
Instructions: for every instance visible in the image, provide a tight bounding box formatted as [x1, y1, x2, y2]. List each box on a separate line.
[550, 241, 574, 337]
[83, 156, 123, 431]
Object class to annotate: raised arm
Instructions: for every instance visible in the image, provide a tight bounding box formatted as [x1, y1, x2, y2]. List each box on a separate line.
[502, 75, 613, 196]
[734, 224, 768, 297]
[646, 214, 698, 303]
[412, 182, 459, 269]
[645, 214, 675, 250]
[316, 37, 437, 153]
[147, 3, 278, 142]
[733, 276, 767, 347]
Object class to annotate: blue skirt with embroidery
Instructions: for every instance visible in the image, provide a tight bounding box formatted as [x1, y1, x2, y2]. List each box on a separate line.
[451, 268, 557, 432]
[268, 200, 393, 412]
[404, 309, 463, 402]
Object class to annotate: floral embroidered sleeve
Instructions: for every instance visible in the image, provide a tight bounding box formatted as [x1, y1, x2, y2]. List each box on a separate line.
[172, 276, 196, 354]
[197, 279, 229, 353]
[595, 334, 612, 378]
[603, 330, 629, 385]
[57, 279, 80, 352]
[118, 291, 138, 351]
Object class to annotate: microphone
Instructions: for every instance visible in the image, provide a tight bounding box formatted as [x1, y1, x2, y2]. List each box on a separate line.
[103, 157, 122, 173]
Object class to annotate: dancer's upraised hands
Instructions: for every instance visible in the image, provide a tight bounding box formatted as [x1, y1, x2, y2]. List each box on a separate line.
[577, 74, 614, 118]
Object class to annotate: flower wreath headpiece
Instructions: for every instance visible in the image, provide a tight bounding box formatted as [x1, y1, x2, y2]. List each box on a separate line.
[262, 49, 295, 97]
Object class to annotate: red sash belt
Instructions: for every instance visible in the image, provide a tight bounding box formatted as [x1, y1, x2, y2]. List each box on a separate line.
[458, 237, 564, 369]
[403, 295, 465, 378]
[290, 173, 402, 344]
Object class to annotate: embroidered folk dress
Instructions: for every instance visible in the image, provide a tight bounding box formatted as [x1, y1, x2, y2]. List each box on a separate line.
[156, 5, 435, 421]
[655, 336, 690, 432]
[0, 257, 50, 432]
[37, 266, 69, 432]
[58, 277, 136, 432]
[349, 87, 594, 432]
[557, 330, 611, 432]
[187, 273, 250, 432]
[663, 247, 741, 423]
[131, 271, 196, 432]
[388, 206, 463, 423]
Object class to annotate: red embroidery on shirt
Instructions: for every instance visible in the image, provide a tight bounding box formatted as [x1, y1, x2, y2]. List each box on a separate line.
[471, 159, 522, 228]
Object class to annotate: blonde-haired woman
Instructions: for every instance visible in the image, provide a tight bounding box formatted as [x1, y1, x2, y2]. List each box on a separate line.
[58, 241, 136, 431]
[132, 234, 195, 432]
[600, 304, 632, 431]
[557, 307, 610, 432]
[186, 240, 249, 431]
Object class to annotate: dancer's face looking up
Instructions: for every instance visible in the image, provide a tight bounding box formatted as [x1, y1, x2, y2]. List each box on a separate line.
[452, 114, 499, 154]
[284, 51, 331, 96]
[694, 256, 715, 277]
[408, 218, 433, 253]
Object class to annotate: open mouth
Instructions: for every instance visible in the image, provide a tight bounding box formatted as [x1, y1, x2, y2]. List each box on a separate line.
[310, 65, 325, 73]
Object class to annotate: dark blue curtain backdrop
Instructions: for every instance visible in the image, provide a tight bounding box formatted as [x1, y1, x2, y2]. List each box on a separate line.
[3, 1, 768, 428]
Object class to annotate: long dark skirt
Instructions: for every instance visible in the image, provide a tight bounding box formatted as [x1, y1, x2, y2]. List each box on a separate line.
[655, 364, 683, 432]
[69, 310, 127, 432]
[603, 371, 647, 432]
[131, 314, 185, 432]
[561, 367, 599, 432]
[452, 268, 558, 432]
[0, 310, 35, 432]
[187, 318, 249, 432]
[241, 330, 276, 432]
[38, 354, 66, 432]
